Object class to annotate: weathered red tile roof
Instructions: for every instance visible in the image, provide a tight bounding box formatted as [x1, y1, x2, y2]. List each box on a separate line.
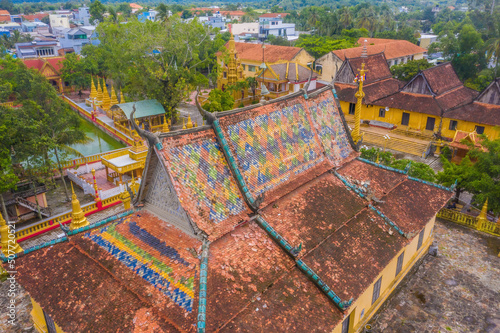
[337, 158, 407, 199]
[260, 173, 366, 252]
[346, 53, 393, 84]
[445, 101, 500, 126]
[267, 62, 318, 82]
[333, 39, 427, 61]
[420, 62, 463, 95]
[0, 10, 10, 22]
[206, 221, 295, 331]
[377, 179, 451, 235]
[227, 42, 304, 63]
[302, 209, 408, 301]
[23, 56, 64, 74]
[435, 85, 478, 110]
[21, 13, 49, 21]
[335, 78, 403, 104]
[14, 211, 201, 332]
[259, 13, 289, 18]
[221, 268, 342, 332]
[449, 130, 485, 150]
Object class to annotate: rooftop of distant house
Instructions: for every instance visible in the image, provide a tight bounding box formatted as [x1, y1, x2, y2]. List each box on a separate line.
[331, 38, 427, 61]
[259, 13, 290, 18]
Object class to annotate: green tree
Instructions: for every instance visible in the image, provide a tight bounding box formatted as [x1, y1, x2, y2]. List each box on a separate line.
[60, 53, 93, 89]
[390, 59, 433, 81]
[202, 89, 234, 112]
[90, 0, 106, 23]
[437, 155, 480, 202]
[0, 107, 18, 219]
[95, 18, 212, 123]
[296, 35, 355, 58]
[156, 4, 169, 22]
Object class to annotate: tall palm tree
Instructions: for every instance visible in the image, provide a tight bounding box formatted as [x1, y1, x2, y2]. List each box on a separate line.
[156, 4, 170, 23]
[339, 7, 353, 30]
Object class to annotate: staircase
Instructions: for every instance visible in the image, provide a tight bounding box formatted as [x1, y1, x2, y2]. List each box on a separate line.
[390, 127, 435, 141]
[362, 131, 430, 157]
[16, 197, 51, 217]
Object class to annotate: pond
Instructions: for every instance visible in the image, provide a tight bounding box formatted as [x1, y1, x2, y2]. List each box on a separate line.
[69, 117, 126, 157]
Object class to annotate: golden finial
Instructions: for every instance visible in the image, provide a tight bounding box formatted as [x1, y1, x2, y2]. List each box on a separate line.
[182, 118, 186, 130]
[186, 115, 194, 129]
[476, 198, 488, 231]
[69, 181, 89, 230]
[101, 79, 111, 110]
[90, 76, 97, 100]
[110, 86, 119, 106]
[96, 78, 103, 103]
[163, 114, 169, 132]
[0, 213, 22, 255]
[119, 90, 125, 103]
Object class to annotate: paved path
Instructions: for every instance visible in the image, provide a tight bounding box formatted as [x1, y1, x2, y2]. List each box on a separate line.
[369, 220, 500, 333]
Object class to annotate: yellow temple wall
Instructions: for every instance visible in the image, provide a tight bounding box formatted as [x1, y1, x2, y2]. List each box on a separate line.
[339, 100, 500, 140]
[31, 297, 65, 333]
[440, 118, 499, 140]
[331, 217, 436, 333]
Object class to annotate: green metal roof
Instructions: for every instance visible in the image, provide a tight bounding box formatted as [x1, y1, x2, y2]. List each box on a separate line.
[111, 99, 165, 119]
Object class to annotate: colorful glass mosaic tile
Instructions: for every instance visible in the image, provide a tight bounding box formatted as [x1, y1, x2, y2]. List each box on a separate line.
[308, 95, 353, 166]
[224, 103, 325, 196]
[164, 136, 247, 225]
[84, 217, 196, 312]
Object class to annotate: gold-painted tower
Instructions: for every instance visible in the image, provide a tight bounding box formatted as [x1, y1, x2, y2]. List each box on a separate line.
[90, 76, 97, 100]
[69, 182, 89, 230]
[96, 79, 103, 106]
[101, 80, 111, 110]
[218, 34, 245, 104]
[119, 90, 125, 103]
[0, 213, 22, 256]
[110, 86, 119, 106]
[352, 42, 368, 144]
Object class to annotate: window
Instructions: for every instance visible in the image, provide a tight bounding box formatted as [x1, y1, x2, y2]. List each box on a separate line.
[349, 103, 356, 115]
[449, 120, 458, 130]
[341, 314, 350, 333]
[359, 308, 365, 319]
[396, 252, 404, 277]
[248, 65, 256, 72]
[417, 228, 425, 250]
[379, 108, 386, 118]
[242, 64, 246, 70]
[475, 125, 485, 134]
[401, 112, 410, 126]
[372, 277, 382, 305]
[223, 72, 227, 79]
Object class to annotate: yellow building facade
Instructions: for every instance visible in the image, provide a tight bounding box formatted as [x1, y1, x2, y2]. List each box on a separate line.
[334, 218, 435, 332]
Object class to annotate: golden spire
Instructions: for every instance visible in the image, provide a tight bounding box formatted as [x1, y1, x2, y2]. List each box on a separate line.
[69, 182, 89, 231]
[182, 118, 186, 130]
[163, 114, 170, 132]
[110, 86, 119, 106]
[476, 199, 488, 231]
[89, 76, 97, 100]
[0, 213, 22, 256]
[120, 181, 131, 210]
[96, 78, 103, 104]
[101, 79, 111, 110]
[352, 40, 368, 144]
[186, 115, 194, 129]
[119, 90, 125, 104]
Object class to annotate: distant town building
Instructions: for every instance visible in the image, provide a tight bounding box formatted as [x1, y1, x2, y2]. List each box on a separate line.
[20, 13, 49, 22]
[16, 40, 58, 58]
[0, 22, 21, 31]
[138, 9, 159, 22]
[419, 34, 438, 49]
[258, 13, 295, 40]
[49, 14, 70, 29]
[129, 3, 143, 14]
[0, 9, 10, 23]
[73, 5, 90, 26]
[317, 38, 427, 81]
[59, 28, 90, 54]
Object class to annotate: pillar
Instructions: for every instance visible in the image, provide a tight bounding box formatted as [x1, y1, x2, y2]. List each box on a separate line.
[0, 213, 22, 256]
[353, 62, 366, 144]
[91, 169, 102, 209]
[69, 182, 89, 231]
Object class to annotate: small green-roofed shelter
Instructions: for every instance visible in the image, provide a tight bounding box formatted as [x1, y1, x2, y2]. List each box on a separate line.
[110, 99, 167, 133]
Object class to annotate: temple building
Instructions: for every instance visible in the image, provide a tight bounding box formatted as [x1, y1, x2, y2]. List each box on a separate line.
[334, 54, 500, 142]
[22, 56, 70, 93]
[5, 61, 452, 332]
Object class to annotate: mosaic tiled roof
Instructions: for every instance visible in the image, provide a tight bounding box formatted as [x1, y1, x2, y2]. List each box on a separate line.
[160, 130, 251, 241]
[307, 93, 355, 166]
[218, 97, 327, 202]
[14, 211, 201, 332]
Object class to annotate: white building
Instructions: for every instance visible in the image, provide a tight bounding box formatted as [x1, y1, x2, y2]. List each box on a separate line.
[49, 14, 70, 29]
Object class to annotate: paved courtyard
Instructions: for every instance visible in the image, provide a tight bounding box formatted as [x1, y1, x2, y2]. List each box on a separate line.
[369, 219, 500, 333]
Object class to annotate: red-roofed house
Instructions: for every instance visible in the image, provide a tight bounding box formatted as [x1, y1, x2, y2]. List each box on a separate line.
[217, 41, 314, 79]
[317, 38, 427, 81]
[21, 13, 49, 22]
[0, 9, 10, 22]
[23, 56, 70, 93]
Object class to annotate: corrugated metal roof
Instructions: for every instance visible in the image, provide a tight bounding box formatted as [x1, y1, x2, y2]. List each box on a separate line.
[111, 99, 165, 119]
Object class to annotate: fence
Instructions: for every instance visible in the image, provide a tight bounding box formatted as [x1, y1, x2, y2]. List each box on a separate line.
[60, 148, 129, 171]
[67, 170, 95, 195]
[437, 208, 500, 237]
[14, 193, 123, 242]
